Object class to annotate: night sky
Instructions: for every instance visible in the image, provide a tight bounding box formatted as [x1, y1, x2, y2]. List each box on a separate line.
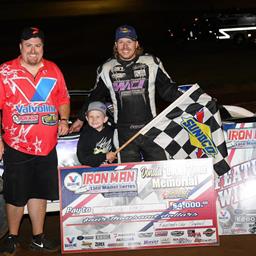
[1, 0, 256, 91]
[1, 1, 256, 54]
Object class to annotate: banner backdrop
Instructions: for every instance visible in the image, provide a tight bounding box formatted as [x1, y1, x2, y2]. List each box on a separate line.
[59, 158, 219, 253]
[216, 121, 256, 235]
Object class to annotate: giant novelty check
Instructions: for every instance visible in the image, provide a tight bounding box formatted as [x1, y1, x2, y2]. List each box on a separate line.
[59, 158, 219, 253]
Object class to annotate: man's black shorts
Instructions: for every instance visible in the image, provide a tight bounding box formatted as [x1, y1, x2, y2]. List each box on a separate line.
[3, 144, 59, 206]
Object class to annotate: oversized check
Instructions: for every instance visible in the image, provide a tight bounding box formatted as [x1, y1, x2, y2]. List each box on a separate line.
[59, 158, 219, 253]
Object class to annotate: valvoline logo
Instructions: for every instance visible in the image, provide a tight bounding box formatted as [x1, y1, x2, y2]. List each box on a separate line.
[64, 237, 77, 248]
[219, 209, 231, 223]
[181, 114, 217, 157]
[66, 237, 75, 244]
[64, 172, 82, 192]
[13, 77, 57, 102]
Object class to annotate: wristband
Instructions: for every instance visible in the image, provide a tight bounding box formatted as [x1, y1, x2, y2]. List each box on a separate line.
[59, 119, 69, 124]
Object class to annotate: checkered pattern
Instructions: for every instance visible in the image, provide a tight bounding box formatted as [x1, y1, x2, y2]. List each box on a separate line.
[140, 84, 230, 176]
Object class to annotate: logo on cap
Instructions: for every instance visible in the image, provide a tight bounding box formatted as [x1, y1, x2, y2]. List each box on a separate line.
[31, 27, 40, 35]
[120, 27, 130, 33]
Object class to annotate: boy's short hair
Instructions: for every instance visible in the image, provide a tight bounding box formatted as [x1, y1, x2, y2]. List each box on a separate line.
[87, 101, 107, 116]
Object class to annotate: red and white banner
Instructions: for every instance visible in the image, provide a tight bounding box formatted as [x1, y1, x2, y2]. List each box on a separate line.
[59, 158, 219, 253]
[216, 121, 256, 235]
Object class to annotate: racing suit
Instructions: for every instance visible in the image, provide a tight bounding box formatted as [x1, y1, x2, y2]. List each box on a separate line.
[78, 53, 182, 162]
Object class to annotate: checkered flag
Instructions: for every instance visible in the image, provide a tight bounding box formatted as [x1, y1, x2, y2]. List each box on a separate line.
[139, 83, 230, 176]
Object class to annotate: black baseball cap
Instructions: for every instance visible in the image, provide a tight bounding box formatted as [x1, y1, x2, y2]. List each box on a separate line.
[20, 27, 44, 41]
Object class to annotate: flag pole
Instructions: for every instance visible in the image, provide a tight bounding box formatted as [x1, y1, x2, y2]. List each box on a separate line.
[114, 131, 141, 154]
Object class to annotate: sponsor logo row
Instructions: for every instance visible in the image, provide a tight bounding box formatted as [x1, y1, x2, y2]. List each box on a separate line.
[64, 228, 216, 250]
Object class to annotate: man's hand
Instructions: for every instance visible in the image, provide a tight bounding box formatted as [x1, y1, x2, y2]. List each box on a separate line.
[58, 120, 69, 136]
[69, 119, 84, 133]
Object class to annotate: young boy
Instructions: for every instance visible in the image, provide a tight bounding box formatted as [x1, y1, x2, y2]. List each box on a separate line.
[77, 101, 116, 167]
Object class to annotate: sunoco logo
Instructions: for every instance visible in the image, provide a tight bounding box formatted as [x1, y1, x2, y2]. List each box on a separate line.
[64, 172, 82, 192]
[181, 117, 217, 157]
